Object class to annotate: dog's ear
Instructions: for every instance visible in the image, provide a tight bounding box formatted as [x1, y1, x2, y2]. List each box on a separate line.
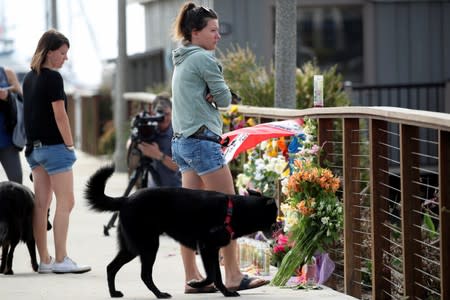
[266, 197, 279, 209]
[246, 189, 262, 196]
[266, 198, 275, 205]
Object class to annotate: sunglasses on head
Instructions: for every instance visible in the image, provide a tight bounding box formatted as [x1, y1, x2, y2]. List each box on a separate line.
[197, 6, 216, 17]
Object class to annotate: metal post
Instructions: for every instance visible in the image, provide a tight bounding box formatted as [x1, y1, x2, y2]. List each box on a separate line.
[445, 80, 450, 114]
[48, 0, 58, 29]
[113, 0, 128, 172]
[274, 0, 297, 108]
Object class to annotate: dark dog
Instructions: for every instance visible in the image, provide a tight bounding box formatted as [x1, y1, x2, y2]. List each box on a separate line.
[84, 165, 277, 298]
[0, 181, 52, 275]
[0, 181, 37, 274]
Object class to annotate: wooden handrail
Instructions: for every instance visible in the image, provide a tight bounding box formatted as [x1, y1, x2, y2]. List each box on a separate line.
[230, 105, 450, 130]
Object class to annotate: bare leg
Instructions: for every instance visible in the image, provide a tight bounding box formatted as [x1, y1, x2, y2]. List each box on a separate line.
[180, 171, 205, 284]
[181, 165, 267, 290]
[201, 165, 267, 289]
[50, 170, 75, 262]
[32, 166, 53, 264]
[200, 165, 243, 287]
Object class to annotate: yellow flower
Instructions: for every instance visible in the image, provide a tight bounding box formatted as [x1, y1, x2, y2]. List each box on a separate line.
[223, 117, 231, 126]
[229, 105, 239, 113]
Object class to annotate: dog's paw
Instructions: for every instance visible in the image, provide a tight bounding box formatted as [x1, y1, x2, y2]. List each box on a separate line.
[110, 290, 124, 298]
[31, 262, 39, 272]
[223, 290, 240, 297]
[156, 292, 171, 299]
[4, 269, 14, 275]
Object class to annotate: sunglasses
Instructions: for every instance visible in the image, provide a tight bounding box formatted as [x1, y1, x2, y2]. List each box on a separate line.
[197, 6, 216, 17]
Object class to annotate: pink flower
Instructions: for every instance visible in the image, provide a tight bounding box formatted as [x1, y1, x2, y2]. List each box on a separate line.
[273, 245, 286, 254]
[277, 234, 289, 246]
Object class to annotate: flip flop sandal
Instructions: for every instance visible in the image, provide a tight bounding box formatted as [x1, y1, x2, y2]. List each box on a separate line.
[229, 275, 270, 291]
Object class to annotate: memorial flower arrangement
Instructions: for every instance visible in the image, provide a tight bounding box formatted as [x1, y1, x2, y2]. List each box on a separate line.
[231, 117, 342, 286]
[271, 143, 343, 286]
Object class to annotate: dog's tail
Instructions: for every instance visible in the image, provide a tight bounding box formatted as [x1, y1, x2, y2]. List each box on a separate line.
[84, 164, 125, 212]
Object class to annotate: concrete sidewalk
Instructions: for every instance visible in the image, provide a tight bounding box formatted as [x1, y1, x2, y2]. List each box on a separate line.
[0, 151, 356, 300]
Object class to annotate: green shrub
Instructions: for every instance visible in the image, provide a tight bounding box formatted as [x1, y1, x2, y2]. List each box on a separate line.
[218, 45, 274, 107]
[98, 120, 115, 155]
[219, 46, 350, 108]
[296, 61, 350, 109]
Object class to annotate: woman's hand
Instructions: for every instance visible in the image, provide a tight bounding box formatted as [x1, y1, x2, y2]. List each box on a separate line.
[0, 87, 10, 101]
[205, 93, 214, 103]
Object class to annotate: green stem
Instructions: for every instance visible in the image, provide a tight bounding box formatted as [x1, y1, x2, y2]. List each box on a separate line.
[271, 229, 326, 286]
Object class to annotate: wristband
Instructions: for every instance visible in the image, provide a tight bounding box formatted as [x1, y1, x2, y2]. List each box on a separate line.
[65, 145, 75, 151]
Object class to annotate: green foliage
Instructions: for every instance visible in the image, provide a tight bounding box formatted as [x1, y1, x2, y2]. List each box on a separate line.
[423, 211, 438, 239]
[218, 45, 274, 107]
[98, 120, 115, 155]
[219, 46, 350, 109]
[295, 61, 350, 109]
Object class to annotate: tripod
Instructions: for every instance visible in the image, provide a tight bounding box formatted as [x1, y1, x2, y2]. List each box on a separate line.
[103, 147, 161, 236]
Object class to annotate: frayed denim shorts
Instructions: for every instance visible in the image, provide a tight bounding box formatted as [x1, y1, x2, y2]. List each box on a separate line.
[26, 143, 77, 175]
[172, 128, 225, 176]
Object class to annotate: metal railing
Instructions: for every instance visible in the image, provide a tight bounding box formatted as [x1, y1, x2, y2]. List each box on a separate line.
[345, 81, 447, 113]
[230, 105, 449, 300]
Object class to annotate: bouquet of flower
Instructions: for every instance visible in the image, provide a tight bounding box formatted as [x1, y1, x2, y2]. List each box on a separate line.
[271, 152, 343, 286]
[235, 139, 289, 197]
[269, 233, 288, 266]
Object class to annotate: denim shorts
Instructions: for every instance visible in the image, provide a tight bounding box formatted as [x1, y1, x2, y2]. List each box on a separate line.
[26, 143, 77, 175]
[172, 128, 225, 176]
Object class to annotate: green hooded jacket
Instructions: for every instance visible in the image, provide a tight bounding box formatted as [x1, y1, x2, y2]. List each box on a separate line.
[171, 45, 231, 137]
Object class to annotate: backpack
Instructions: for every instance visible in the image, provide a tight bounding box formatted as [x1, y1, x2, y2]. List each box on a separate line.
[0, 66, 27, 151]
[11, 93, 27, 150]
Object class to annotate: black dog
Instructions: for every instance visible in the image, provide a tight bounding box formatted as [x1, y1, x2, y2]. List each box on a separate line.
[0, 181, 52, 275]
[0, 182, 41, 274]
[84, 165, 277, 298]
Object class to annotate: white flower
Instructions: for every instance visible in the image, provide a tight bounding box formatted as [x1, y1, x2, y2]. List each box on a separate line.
[235, 173, 251, 188]
[280, 177, 289, 195]
[254, 170, 264, 181]
[321, 216, 330, 225]
[274, 156, 287, 174]
[260, 140, 268, 149]
[280, 203, 299, 232]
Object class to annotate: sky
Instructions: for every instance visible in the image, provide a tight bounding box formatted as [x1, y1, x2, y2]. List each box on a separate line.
[2, 0, 145, 88]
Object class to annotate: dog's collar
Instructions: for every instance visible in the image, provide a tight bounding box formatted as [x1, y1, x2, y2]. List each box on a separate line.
[224, 196, 234, 238]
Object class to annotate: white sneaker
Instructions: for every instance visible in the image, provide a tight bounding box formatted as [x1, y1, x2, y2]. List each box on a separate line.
[38, 256, 54, 274]
[52, 256, 91, 274]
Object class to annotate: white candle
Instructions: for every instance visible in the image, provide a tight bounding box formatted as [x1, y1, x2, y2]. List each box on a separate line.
[313, 75, 324, 107]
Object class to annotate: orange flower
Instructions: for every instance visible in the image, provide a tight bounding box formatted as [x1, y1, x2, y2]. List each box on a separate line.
[297, 199, 315, 216]
[294, 159, 303, 169]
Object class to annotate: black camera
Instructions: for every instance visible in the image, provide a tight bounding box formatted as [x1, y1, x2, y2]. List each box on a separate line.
[130, 111, 164, 143]
[231, 90, 241, 104]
